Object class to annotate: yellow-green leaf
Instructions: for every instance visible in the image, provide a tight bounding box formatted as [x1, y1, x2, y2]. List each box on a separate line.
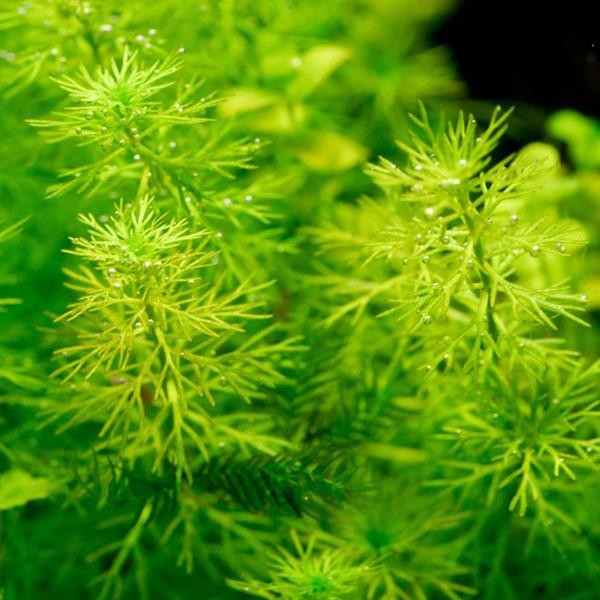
[292, 130, 367, 172]
[218, 87, 280, 118]
[0, 469, 60, 510]
[288, 45, 352, 98]
[249, 102, 307, 133]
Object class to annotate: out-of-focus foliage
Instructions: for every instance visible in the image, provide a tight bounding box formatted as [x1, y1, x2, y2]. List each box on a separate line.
[0, 2, 598, 600]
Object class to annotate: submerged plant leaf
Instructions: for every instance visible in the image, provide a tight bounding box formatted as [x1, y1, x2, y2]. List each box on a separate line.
[0, 470, 60, 510]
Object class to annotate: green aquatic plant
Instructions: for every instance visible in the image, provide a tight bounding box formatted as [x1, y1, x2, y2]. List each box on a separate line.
[49, 198, 298, 486]
[0, 1, 598, 600]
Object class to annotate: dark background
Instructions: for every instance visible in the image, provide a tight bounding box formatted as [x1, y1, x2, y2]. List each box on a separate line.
[437, 0, 600, 123]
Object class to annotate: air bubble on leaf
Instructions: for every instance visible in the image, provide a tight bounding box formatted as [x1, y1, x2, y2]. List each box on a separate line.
[215, 231, 223, 240]
[441, 235, 450, 244]
[458, 159, 467, 166]
[423, 207, 435, 219]
[290, 56, 302, 68]
[244, 194, 254, 202]
[107, 267, 117, 276]
[529, 244, 541, 257]
[551, 398, 560, 405]
[133, 154, 141, 161]
[422, 255, 430, 264]
[401, 257, 409, 266]
[556, 243, 566, 254]
[168, 141, 177, 148]
[143, 260, 152, 268]
[411, 183, 423, 192]
[178, 47, 185, 54]
[184, 196, 192, 204]
[580, 294, 588, 303]
[223, 197, 233, 207]
[509, 214, 519, 225]
[486, 217, 493, 225]
[50, 47, 59, 56]
[135, 321, 142, 328]
[135, 34, 145, 42]
[99, 23, 113, 32]
[99, 215, 109, 223]
[414, 164, 423, 171]
[441, 177, 461, 186]
[0, 50, 16, 62]
[219, 376, 227, 387]
[422, 314, 432, 325]
[148, 28, 157, 36]
[113, 281, 122, 288]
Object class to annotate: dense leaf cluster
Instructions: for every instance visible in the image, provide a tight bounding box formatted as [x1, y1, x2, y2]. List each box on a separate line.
[0, 1, 598, 600]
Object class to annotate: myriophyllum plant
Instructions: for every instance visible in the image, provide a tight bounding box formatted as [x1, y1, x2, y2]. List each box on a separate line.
[29, 47, 255, 204]
[0, 2, 598, 599]
[49, 197, 295, 485]
[28, 46, 285, 284]
[313, 105, 598, 521]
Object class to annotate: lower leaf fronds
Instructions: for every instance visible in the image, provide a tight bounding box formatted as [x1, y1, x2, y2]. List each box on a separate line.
[194, 451, 353, 517]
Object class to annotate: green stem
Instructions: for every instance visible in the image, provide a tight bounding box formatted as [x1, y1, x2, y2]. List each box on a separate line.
[99, 500, 153, 600]
[459, 192, 499, 343]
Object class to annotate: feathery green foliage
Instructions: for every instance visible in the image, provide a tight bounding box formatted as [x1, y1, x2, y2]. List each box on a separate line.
[0, 1, 598, 600]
